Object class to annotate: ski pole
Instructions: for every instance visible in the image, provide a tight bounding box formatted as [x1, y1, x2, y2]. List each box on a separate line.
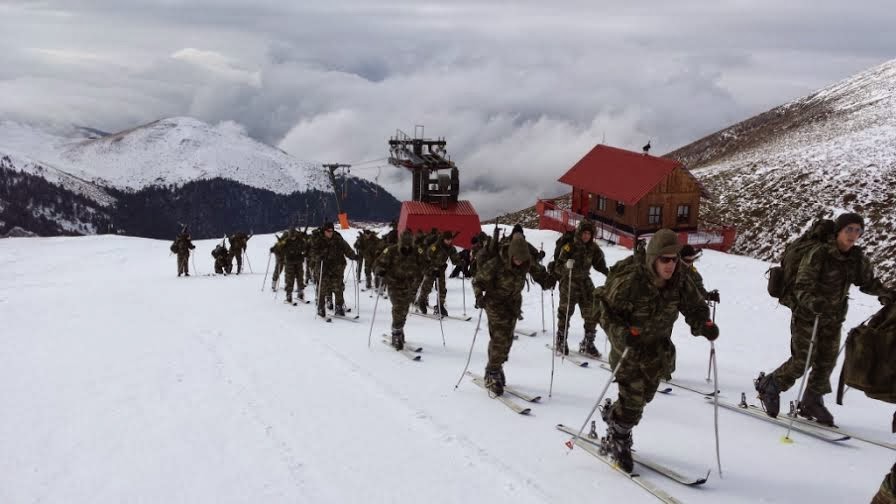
[549, 287, 557, 398]
[367, 285, 382, 348]
[261, 252, 272, 291]
[711, 340, 723, 478]
[454, 308, 484, 389]
[191, 251, 199, 276]
[540, 243, 546, 333]
[461, 272, 467, 317]
[565, 346, 630, 451]
[243, 250, 253, 273]
[561, 259, 575, 361]
[706, 300, 717, 382]
[436, 275, 446, 347]
[783, 314, 820, 442]
[316, 260, 325, 319]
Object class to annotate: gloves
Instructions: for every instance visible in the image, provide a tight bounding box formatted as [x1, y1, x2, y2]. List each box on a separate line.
[432, 269, 440, 276]
[700, 321, 719, 341]
[565, 259, 575, 270]
[807, 297, 826, 315]
[475, 294, 486, 309]
[879, 293, 894, 306]
[375, 268, 385, 278]
[706, 290, 720, 303]
[625, 326, 641, 347]
[541, 276, 557, 291]
[537, 250, 546, 261]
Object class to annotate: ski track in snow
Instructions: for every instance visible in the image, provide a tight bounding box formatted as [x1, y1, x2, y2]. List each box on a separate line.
[1, 227, 894, 503]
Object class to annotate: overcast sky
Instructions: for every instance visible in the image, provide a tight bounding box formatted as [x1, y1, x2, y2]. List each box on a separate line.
[2, 1, 894, 218]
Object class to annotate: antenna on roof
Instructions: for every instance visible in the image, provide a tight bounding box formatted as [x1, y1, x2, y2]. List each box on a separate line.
[642, 140, 651, 155]
[601, 131, 606, 144]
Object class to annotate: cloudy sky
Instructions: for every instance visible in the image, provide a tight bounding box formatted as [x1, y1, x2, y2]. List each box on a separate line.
[2, 1, 894, 217]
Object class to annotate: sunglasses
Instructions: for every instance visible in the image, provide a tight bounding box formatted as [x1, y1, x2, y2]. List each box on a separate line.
[842, 225, 863, 236]
[658, 256, 679, 264]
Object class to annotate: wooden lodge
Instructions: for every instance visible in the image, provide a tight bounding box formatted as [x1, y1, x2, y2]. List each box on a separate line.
[536, 144, 736, 251]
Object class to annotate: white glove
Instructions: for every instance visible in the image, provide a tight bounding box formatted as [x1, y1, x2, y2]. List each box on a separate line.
[565, 259, 575, 270]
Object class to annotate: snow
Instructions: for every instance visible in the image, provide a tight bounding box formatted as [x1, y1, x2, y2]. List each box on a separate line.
[1, 227, 893, 503]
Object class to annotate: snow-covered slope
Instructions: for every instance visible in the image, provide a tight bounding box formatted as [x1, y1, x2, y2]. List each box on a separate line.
[0, 118, 331, 194]
[1, 229, 892, 503]
[667, 59, 896, 283]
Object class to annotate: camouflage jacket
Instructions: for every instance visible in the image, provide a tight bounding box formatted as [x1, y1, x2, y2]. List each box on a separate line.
[228, 232, 249, 253]
[596, 261, 709, 348]
[473, 245, 552, 310]
[353, 233, 367, 256]
[282, 233, 306, 263]
[375, 243, 428, 288]
[553, 230, 608, 280]
[383, 228, 398, 246]
[211, 244, 229, 260]
[793, 241, 890, 322]
[426, 240, 460, 272]
[683, 264, 709, 298]
[313, 233, 358, 270]
[172, 235, 195, 254]
[306, 230, 323, 260]
[363, 235, 382, 260]
[269, 235, 285, 258]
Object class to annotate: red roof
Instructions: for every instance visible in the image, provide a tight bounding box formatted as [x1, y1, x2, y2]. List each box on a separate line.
[401, 200, 479, 216]
[559, 144, 692, 205]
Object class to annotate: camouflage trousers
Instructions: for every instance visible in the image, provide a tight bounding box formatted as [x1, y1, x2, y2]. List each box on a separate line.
[229, 250, 243, 274]
[317, 266, 346, 309]
[177, 252, 190, 276]
[214, 257, 228, 274]
[283, 261, 305, 299]
[272, 256, 284, 284]
[556, 276, 597, 335]
[308, 258, 321, 285]
[873, 463, 896, 504]
[387, 286, 415, 329]
[418, 269, 447, 306]
[771, 315, 841, 395]
[362, 254, 376, 287]
[608, 338, 675, 426]
[485, 301, 521, 371]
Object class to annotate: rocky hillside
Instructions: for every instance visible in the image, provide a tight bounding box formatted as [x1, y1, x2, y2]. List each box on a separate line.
[666, 58, 896, 283]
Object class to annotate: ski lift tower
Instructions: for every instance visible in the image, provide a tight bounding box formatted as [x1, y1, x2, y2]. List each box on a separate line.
[322, 163, 352, 229]
[388, 126, 481, 248]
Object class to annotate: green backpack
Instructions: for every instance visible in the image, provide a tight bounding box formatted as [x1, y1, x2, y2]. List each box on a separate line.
[837, 302, 896, 406]
[766, 219, 835, 309]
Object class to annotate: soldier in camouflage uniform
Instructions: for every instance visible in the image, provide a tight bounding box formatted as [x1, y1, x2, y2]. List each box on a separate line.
[474, 235, 552, 395]
[594, 229, 717, 473]
[227, 232, 250, 274]
[281, 229, 307, 304]
[362, 230, 381, 290]
[312, 222, 358, 317]
[873, 464, 896, 504]
[306, 227, 323, 287]
[375, 230, 428, 350]
[211, 241, 230, 275]
[416, 231, 460, 316]
[171, 231, 195, 277]
[756, 213, 893, 425]
[270, 234, 285, 291]
[553, 220, 609, 356]
[353, 230, 367, 287]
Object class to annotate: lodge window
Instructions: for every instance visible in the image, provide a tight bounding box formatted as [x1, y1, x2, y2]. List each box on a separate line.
[616, 202, 625, 215]
[677, 205, 690, 222]
[648, 206, 662, 225]
[597, 196, 607, 211]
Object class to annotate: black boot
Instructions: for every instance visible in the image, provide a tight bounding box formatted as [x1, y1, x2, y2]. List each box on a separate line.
[555, 329, 570, 355]
[498, 368, 506, 387]
[579, 331, 602, 358]
[327, 297, 334, 311]
[484, 368, 504, 396]
[606, 421, 635, 473]
[317, 305, 326, 318]
[391, 328, 404, 351]
[437, 303, 448, 317]
[335, 304, 346, 317]
[754, 372, 781, 418]
[798, 389, 835, 426]
[416, 299, 428, 314]
[297, 291, 305, 302]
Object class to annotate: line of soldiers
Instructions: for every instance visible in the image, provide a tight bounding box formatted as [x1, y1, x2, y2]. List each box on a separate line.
[210, 232, 252, 275]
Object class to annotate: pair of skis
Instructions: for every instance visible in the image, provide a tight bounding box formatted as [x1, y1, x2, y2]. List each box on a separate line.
[380, 334, 422, 361]
[465, 371, 541, 415]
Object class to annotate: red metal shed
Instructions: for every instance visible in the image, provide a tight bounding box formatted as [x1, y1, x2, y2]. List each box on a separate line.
[398, 200, 481, 249]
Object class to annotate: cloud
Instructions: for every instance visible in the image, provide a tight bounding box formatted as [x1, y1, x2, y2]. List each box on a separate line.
[2, 1, 895, 217]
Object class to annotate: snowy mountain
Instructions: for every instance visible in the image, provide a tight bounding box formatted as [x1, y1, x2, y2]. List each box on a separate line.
[666, 58, 896, 283]
[1, 227, 892, 503]
[0, 118, 400, 238]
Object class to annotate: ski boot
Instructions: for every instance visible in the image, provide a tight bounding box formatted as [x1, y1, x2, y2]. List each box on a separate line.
[271, 280, 277, 292]
[554, 329, 570, 356]
[498, 368, 506, 387]
[579, 331, 602, 358]
[754, 372, 781, 418]
[326, 297, 334, 311]
[335, 304, 346, 317]
[601, 402, 634, 473]
[416, 298, 428, 314]
[797, 389, 835, 426]
[285, 295, 293, 304]
[297, 291, 305, 302]
[316, 305, 327, 318]
[483, 368, 504, 396]
[436, 303, 448, 317]
[391, 328, 405, 351]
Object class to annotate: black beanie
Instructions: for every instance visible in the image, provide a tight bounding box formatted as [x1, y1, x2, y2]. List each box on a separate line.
[835, 213, 864, 233]
[512, 224, 524, 236]
[322, 221, 335, 231]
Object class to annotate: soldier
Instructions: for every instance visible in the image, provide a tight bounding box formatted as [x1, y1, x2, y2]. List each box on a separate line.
[211, 241, 230, 275]
[353, 230, 367, 287]
[306, 227, 323, 288]
[594, 229, 717, 473]
[873, 465, 896, 503]
[416, 230, 460, 316]
[227, 231, 251, 274]
[361, 230, 380, 290]
[170, 230, 195, 277]
[382, 220, 398, 246]
[281, 228, 307, 304]
[370, 231, 390, 296]
[755, 213, 893, 425]
[375, 230, 428, 349]
[312, 222, 358, 317]
[679, 245, 720, 302]
[468, 231, 489, 278]
[270, 233, 285, 291]
[473, 235, 553, 395]
[553, 221, 609, 357]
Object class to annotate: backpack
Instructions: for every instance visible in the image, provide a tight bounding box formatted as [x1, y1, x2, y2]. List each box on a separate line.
[837, 302, 896, 406]
[767, 219, 835, 308]
[170, 242, 178, 253]
[552, 230, 575, 261]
